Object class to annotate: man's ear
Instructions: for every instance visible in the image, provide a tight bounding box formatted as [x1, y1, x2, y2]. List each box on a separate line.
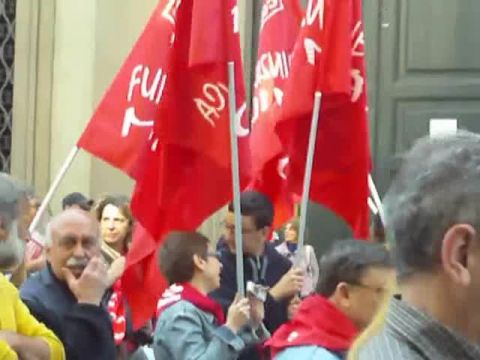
[192, 254, 206, 272]
[441, 224, 476, 286]
[334, 282, 352, 309]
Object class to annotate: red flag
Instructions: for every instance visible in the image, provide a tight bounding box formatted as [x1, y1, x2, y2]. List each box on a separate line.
[77, 3, 175, 177]
[122, 0, 250, 329]
[275, 0, 371, 238]
[249, 0, 303, 228]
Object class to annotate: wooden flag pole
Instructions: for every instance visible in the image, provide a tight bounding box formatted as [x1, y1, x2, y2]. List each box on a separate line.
[29, 146, 81, 233]
[297, 92, 322, 251]
[227, 62, 245, 297]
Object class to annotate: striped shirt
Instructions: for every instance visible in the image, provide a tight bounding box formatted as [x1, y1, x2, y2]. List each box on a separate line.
[356, 298, 480, 359]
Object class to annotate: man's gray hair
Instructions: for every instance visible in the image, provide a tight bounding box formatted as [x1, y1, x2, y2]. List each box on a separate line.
[385, 130, 480, 277]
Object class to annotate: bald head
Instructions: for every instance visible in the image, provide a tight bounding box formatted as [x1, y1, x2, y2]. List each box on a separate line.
[46, 209, 99, 246]
[46, 209, 101, 280]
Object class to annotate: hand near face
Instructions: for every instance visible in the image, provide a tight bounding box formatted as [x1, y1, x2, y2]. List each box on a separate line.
[62, 256, 109, 305]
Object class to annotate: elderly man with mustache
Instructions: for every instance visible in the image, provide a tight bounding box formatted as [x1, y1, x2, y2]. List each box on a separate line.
[20, 209, 116, 360]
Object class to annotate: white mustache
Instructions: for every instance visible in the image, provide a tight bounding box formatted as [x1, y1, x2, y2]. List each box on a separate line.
[66, 257, 89, 268]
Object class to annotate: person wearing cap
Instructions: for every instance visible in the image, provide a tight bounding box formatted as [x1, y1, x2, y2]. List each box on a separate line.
[61, 192, 94, 212]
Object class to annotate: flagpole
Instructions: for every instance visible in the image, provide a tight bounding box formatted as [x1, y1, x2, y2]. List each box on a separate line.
[368, 197, 379, 215]
[368, 174, 385, 226]
[298, 92, 322, 251]
[29, 146, 80, 233]
[227, 62, 245, 297]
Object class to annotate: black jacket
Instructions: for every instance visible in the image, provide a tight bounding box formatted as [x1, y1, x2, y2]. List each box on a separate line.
[210, 242, 292, 360]
[20, 264, 116, 360]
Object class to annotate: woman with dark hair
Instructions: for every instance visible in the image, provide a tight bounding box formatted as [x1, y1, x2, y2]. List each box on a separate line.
[154, 231, 269, 360]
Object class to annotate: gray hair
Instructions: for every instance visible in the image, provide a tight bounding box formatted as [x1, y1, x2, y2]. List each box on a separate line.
[385, 130, 480, 277]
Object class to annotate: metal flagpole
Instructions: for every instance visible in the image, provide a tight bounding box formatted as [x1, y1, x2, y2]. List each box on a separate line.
[368, 174, 385, 226]
[297, 92, 322, 251]
[227, 62, 245, 296]
[29, 146, 80, 233]
[368, 197, 379, 215]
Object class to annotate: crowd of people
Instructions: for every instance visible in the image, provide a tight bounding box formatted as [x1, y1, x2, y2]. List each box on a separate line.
[2, 131, 480, 359]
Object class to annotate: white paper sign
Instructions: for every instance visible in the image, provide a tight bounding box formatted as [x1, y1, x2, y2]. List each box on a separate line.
[429, 118, 458, 137]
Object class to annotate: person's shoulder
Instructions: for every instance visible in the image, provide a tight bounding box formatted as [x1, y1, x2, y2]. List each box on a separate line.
[0, 273, 17, 299]
[158, 300, 204, 323]
[276, 345, 341, 360]
[266, 243, 292, 268]
[20, 268, 50, 299]
[155, 300, 211, 338]
[355, 330, 420, 360]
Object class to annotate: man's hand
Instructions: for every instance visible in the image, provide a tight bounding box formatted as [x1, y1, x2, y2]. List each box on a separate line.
[0, 331, 19, 351]
[0, 330, 50, 360]
[62, 257, 109, 305]
[248, 295, 265, 328]
[269, 267, 304, 301]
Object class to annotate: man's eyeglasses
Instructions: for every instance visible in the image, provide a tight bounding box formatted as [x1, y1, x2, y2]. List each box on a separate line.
[348, 282, 389, 294]
[220, 221, 258, 235]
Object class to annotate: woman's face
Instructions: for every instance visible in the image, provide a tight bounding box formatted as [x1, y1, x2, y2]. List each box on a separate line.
[100, 204, 130, 250]
[285, 223, 298, 243]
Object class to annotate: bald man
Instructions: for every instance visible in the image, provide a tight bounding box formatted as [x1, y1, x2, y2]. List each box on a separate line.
[20, 209, 116, 360]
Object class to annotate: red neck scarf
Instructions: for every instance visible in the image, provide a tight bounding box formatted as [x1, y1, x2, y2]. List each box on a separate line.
[107, 280, 127, 345]
[157, 283, 225, 325]
[266, 295, 359, 357]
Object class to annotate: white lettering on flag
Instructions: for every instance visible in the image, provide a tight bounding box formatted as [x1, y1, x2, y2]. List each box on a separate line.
[232, 5, 240, 34]
[303, 0, 324, 29]
[351, 69, 364, 103]
[194, 82, 229, 127]
[236, 102, 249, 137]
[352, 21, 365, 57]
[254, 51, 291, 88]
[304, 38, 322, 65]
[162, 0, 182, 25]
[127, 65, 167, 105]
[261, 0, 285, 29]
[122, 107, 154, 138]
[278, 156, 289, 180]
[148, 130, 159, 152]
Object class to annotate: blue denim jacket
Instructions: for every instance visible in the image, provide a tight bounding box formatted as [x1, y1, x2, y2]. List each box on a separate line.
[153, 300, 269, 360]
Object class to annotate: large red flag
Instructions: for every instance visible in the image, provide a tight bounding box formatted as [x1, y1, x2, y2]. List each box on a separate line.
[122, 0, 250, 329]
[77, 4, 175, 177]
[249, 0, 303, 228]
[275, 0, 371, 238]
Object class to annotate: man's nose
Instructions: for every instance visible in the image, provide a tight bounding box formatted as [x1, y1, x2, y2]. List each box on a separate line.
[72, 242, 86, 257]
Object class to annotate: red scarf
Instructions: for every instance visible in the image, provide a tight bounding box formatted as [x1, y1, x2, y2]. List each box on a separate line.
[266, 295, 358, 357]
[107, 280, 127, 345]
[157, 283, 225, 325]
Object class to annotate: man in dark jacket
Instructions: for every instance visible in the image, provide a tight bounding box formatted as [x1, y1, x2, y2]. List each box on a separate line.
[210, 191, 304, 360]
[21, 209, 116, 360]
